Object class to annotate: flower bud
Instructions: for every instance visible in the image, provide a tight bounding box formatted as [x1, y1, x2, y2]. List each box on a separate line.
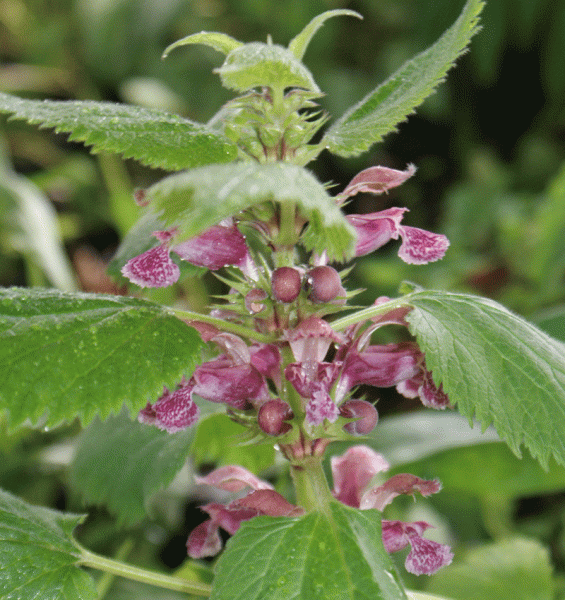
[258, 399, 293, 436]
[306, 266, 343, 303]
[340, 399, 378, 435]
[271, 267, 301, 303]
[245, 288, 268, 314]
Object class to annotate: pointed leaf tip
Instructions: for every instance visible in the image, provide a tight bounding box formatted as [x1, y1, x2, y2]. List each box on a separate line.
[288, 9, 363, 61]
[162, 31, 243, 59]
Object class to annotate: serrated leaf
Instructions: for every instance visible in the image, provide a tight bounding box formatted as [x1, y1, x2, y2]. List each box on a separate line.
[163, 31, 243, 58]
[148, 162, 356, 261]
[215, 43, 319, 92]
[0, 287, 204, 429]
[0, 92, 237, 171]
[211, 502, 407, 600]
[322, 0, 484, 156]
[427, 536, 554, 600]
[288, 10, 363, 61]
[404, 290, 565, 468]
[69, 409, 196, 526]
[0, 488, 96, 600]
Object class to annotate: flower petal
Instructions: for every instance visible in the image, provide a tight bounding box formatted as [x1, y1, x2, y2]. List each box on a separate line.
[194, 465, 273, 492]
[397, 226, 449, 264]
[173, 224, 249, 270]
[151, 381, 199, 433]
[340, 164, 416, 200]
[360, 474, 442, 511]
[346, 208, 406, 257]
[331, 445, 389, 508]
[186, 519, 222, 558]
[305, 389, 339, 426]
[405, 531, 454, 575]
[234, 489, 304, 517]
[121, 244, 180, 288]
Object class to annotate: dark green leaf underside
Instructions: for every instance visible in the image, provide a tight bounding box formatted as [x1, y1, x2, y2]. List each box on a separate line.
[322, 0, 484, 156]
[148, 162, 356, 261]
[0, 488, 96, 600]
[0, 92, 237, 171]
[211, 502, 407, 600]
[405, 290, 565, 468]
[70, 409, 196, 526]
[0, 288, 204, 429]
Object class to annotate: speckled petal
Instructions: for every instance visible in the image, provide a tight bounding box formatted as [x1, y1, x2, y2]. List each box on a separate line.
[121, 244, 180, 288]
[397, 226, 449, 264]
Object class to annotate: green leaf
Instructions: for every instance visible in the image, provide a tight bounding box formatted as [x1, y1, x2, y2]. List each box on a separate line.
[0, 287, 204, 429]
[148, 162, 356, 261]
[322, 0, 484, 156]
[69, 409, 196, 526]
[215, 43, 319, 92]
[0, 92, 237, 171]
[211, 502, 407, 600]
[162, 31, 243, 59]
[288, 10, 363, 61]
[427, 536, 555, 600]
[404, 290, 565, 468]
[191, 414, 275, 473]
[0, 488, 96, 600]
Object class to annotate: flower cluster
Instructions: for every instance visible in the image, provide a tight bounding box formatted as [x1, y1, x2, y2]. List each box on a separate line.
[187, 446, 453, 576]
[122, 163, 453, 575]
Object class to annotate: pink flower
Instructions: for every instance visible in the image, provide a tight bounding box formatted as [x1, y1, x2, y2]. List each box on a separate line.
[382, 520, 454, 575]
[138, 380, 199, 433]
[338, 164, 417, 202]
[187, 466, 303, 558]
[330, 445, 452, 575]
[346, 208, 450, 264]
[173, 222, 250, 271]
[397, 366, 451, 410]
[121, 234, 180, 288]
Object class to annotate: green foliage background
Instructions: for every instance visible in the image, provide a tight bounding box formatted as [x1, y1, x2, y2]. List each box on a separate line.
[0, 0, 564, 598]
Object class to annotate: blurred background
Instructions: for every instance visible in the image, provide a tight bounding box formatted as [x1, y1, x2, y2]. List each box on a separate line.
[1, 1, 565, 598]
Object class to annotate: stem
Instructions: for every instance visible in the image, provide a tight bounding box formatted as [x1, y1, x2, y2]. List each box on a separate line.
[95, 538, 134, 599]
[330, 296, 411, 331]
[81, 548, 212, 597]
[172, 308, 274, 343]
[275, 200, 299, 250]
[290, 456, 333, 513]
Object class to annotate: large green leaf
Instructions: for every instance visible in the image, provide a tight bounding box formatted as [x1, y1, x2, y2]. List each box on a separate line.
[69, 409, 196, 526]
[215, 43, 319, 92]
[148, 162, 356, 261]
[322, 0, 484, 156]
[0, 488, 96, 600]
[427, 536, 555, 600]
[0, 287, 204, 428]
[211, 502, 407, 600]
[0, 93, 237, 171]
[405, 290, 565, 468]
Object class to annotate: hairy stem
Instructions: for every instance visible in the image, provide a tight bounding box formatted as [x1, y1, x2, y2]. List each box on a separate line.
[81, 548, 212, 597]
[330, 296, 411, 331]
[290, 456, 334, 513]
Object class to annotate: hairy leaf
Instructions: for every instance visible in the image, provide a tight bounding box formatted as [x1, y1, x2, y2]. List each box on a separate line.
[163, 31, 243, 58]
[211, 502, 407, 600]
[70, 409, 196, 526]
[322, 0, 484, 156]
[405, 290, 565, 468]
[0, 92, 237, 171]
[0, 287, 204, 429]
[148, 162, 356, 261]
[0, 488, 96, 600]
[288, 10, 362, 61]
[215, 43, 319, 92]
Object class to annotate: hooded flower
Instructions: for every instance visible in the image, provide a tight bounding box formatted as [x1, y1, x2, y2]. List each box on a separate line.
[187, 465, 303, 558]
[138, 379, 199, 433]
[330, 445, 452, 575]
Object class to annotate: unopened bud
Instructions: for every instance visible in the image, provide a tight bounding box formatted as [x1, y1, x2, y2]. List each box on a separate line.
[306, 266, 343, 303]
[258, 399, 293, 436]
[271, 267, 301, 303]
[340, 400, 378, 435]
[245, 288, 268, 314]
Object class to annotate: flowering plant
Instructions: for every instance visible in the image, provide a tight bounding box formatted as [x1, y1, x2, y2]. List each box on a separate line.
[1, 1, 565, 599]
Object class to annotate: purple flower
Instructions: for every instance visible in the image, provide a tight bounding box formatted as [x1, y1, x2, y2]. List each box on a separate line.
[382, 520, 454, 575]
[346, 208, 450, 264]
[338, 164, 417, 202]
[121, 232, 180, 288]
[330, 445, 452, 575]
[138, 379, 199, 433]
[187, 466, 303, 558]
[397, 366, 451, 410]
[173, 222, 250, 271]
